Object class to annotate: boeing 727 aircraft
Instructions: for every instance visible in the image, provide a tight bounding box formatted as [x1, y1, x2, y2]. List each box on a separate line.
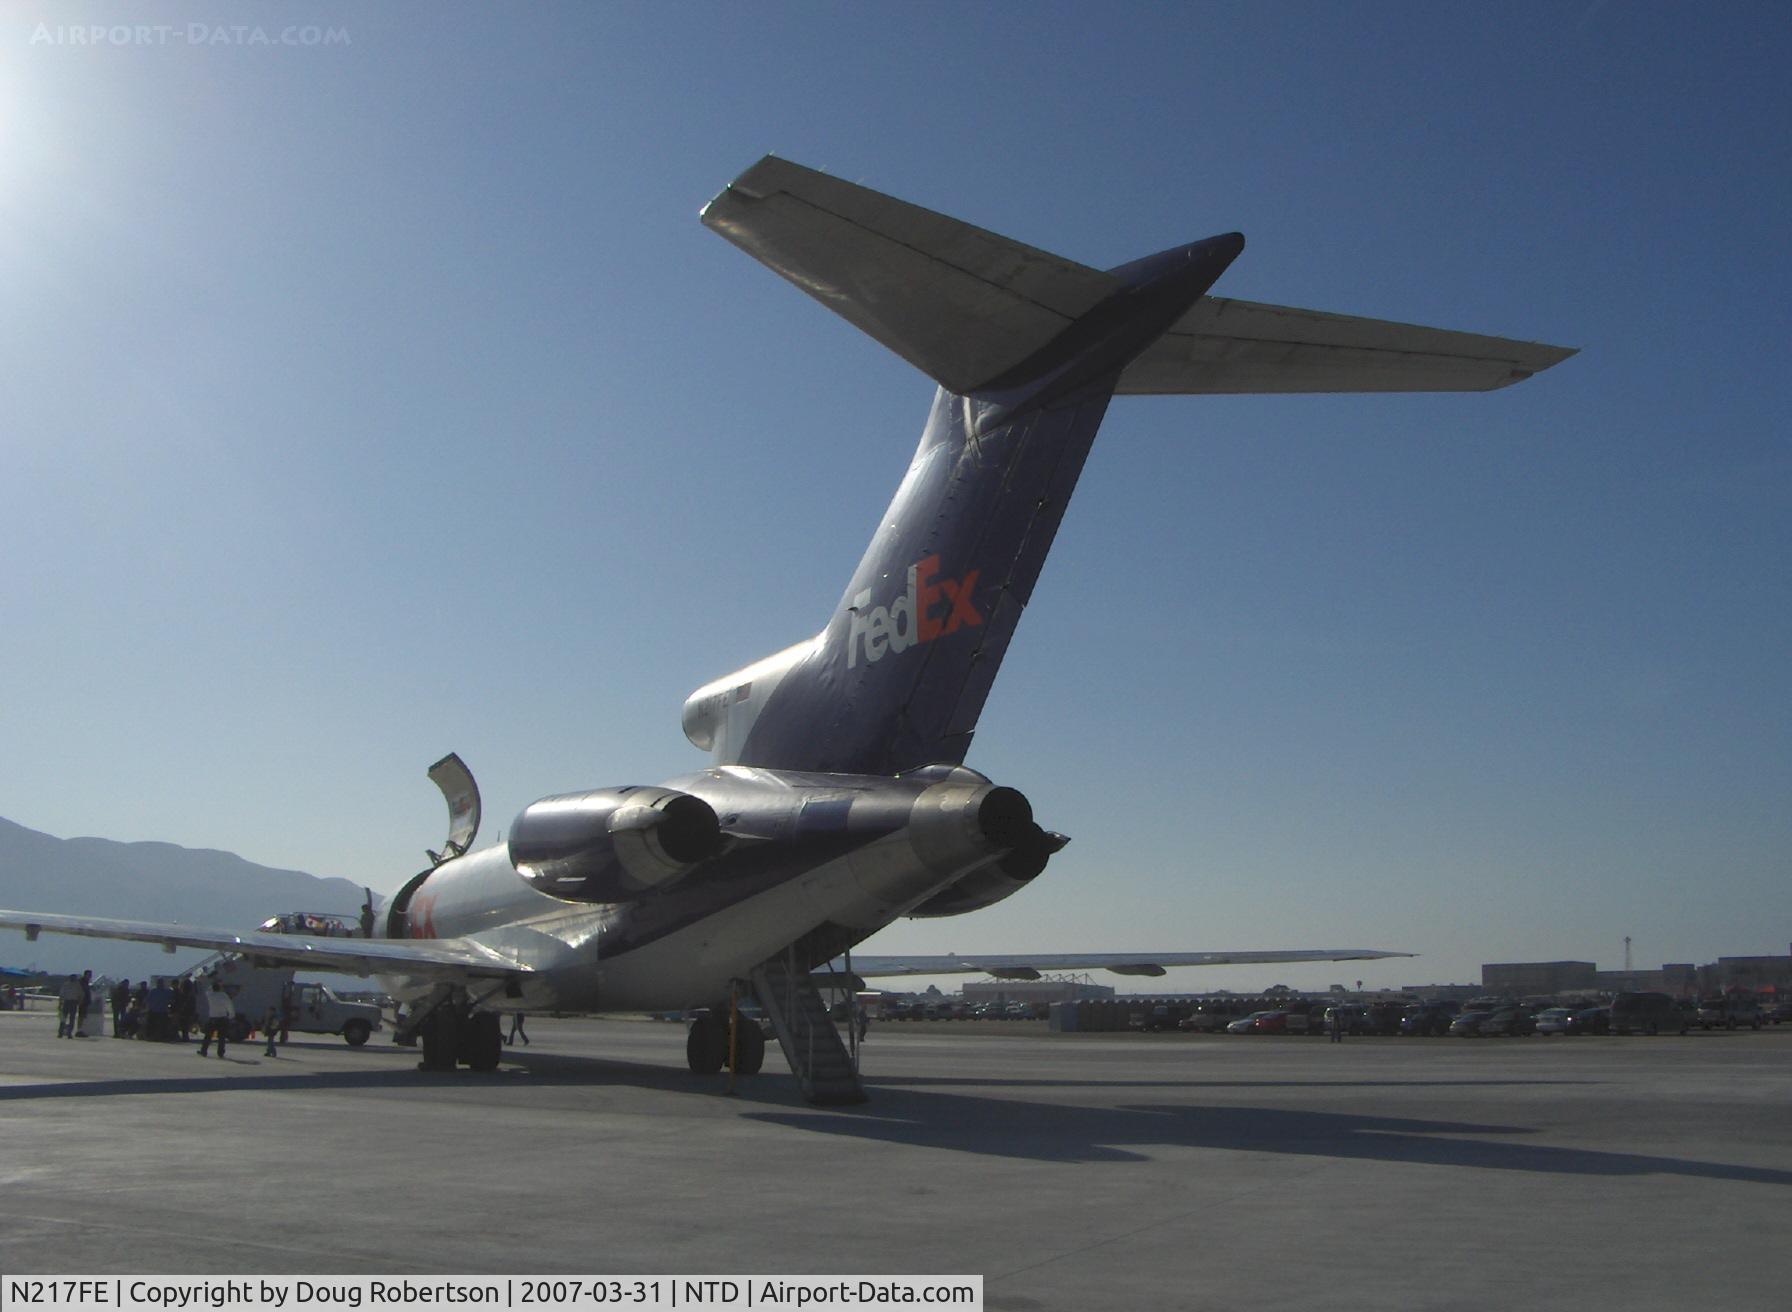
[2, 158, 1572, 1102]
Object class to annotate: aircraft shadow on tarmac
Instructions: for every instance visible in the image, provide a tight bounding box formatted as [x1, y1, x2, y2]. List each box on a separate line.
[729, 1088, 1792, 1184]
[867, 1074, 1600, 1090]
[8, 1047, 1788, 1190]
[743, 1088, 1792, 1184]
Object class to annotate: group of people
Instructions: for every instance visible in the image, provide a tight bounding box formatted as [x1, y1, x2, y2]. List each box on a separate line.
[92, 974, 201, 1042]
[49, 970, 284, 1060]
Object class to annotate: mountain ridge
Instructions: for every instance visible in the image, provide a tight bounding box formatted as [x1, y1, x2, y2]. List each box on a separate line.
[0, 813, 367, 979]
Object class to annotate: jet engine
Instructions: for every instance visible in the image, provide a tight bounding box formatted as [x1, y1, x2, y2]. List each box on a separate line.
[905, 822, 1068, 918]
[509, 786, 724, 902]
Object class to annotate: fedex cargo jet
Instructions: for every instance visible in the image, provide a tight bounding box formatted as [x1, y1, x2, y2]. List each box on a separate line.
[2, 158, 1572, 1103]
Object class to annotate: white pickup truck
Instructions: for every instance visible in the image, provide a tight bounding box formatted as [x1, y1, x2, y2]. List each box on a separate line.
[195, 958, 384, 1046]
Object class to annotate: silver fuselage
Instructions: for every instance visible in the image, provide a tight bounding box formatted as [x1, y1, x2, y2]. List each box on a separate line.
[375, 764, 1022, 1012]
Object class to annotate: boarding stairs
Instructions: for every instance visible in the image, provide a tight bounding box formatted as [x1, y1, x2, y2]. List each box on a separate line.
[749, 949, 867, 1106]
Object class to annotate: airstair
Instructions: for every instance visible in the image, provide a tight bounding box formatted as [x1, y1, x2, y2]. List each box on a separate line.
[749, 949, 867, 1106]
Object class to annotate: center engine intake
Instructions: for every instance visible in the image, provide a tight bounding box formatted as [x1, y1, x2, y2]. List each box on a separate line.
[509, 786, 724, 902]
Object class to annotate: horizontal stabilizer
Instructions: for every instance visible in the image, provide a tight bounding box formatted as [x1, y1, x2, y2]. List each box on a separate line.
[702, 156, 1120, 395]
[1117, 296, 1576, 394]
[844, 948, 1415, 978]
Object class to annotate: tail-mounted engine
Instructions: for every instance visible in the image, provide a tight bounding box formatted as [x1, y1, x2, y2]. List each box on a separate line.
[508, 786, 725, 902]
[907, 801, 1069, 918]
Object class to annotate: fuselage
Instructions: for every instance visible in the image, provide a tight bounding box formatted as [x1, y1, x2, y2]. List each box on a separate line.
[374, 764, 1039, 1013]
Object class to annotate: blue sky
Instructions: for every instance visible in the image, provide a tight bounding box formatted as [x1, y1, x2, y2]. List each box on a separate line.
[2, 2, 1787, 992]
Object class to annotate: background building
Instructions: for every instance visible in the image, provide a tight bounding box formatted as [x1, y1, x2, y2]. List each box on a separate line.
[1699, 955, 1792, 995]
[1482, 961, 1596, 995]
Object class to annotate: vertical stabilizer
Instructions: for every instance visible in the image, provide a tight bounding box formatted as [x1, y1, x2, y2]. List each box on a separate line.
[688, 160, 1246, 773]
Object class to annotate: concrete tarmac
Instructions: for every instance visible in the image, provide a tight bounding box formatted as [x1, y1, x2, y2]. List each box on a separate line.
[2, 1010, 1788, 1310]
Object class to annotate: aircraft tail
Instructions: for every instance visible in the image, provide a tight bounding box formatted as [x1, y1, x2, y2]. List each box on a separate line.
[688, 159, 1242, 774]
[684, 158, 1572, 775]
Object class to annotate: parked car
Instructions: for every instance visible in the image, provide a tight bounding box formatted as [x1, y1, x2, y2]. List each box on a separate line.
[1610, 991, 1689, 1035]
[1449, 1011, 1492, 1037]
[1695, 995, 1763, 1030]
[1322, 1004, 1376, 1035]
[1365, 1001, 1408, 1035]
[1770, 1000, 1792, 1025]
[1566, 1005, 1610, 1035]
[1280, 1005, 1316, 1036]
[1400, 1002, 1460, 1037]
[1129, 1005, 1185, 1032]
[1479, 1007, 1536, 1038]
[1178, 1008, 1230, 1033]
[1533, 1007, 1575, 1036]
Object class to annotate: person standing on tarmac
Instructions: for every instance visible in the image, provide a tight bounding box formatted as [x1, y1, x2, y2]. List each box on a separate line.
[110, 978, 131, 1036]
[145, 979, 173, 1041]
[196, 977, 234, 1058]
[74, 969, 94, 1037]
[56, 974, 82, 1038]
[1328, 1006, 1345, 1043]
[263, 1004, 281, 1058]
[173, 978, 196, 1040]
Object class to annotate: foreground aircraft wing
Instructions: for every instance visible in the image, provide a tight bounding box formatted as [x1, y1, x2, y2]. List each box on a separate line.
[844, 949, 1415, 981]
[0, 909, 527, 982]
[1116, 297, 1576, 394]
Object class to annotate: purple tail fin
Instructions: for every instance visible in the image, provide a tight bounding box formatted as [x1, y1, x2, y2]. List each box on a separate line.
[702, 233, 1244, 775]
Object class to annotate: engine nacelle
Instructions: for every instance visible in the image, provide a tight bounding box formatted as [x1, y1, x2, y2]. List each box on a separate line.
[905, 822, 1068, 918]
[509, 786, 724, 902]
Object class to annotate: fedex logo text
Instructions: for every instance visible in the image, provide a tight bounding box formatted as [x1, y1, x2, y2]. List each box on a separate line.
[846, 555, 981, 668]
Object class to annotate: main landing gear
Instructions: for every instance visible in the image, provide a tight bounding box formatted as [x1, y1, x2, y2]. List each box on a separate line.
[410, 992, 504, 1073]
[686, 1008, 765, 1077]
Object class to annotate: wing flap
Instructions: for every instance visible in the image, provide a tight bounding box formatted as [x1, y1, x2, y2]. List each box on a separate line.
[1116, 296, 1576, 394]
[702, 155, 1119, 394]
[0, 908, 527, 981]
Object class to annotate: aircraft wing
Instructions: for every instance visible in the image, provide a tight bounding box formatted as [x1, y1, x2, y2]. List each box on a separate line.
[0, 908, 527, 982]
[1116, 296, 1576, 394]
[843, 948, 1414, 981]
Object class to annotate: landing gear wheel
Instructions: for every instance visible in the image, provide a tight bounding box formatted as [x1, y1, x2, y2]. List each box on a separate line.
[728, 1018, 766, 1076]
[686, 1014, 726, 1074]
[229, 1017, 252, 1044]
[466, 1012, 503, 1071]
[419, 1005, 462, 1071]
